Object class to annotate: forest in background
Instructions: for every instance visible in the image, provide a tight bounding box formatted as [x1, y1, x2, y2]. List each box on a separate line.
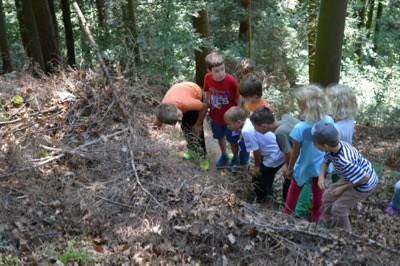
[0, 0, 400, 265]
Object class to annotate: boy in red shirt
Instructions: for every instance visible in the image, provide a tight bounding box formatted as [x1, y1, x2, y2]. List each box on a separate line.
[154, 82, 209, 170]
[203, 52, 248, 168]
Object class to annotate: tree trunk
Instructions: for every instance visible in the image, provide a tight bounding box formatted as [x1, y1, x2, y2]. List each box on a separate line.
[355, 0, 367, 62]
[192, 9, 210, 88]
[47, 0, 59, 49]
[21, 0, 45, 72]
[127, 0, 140, 65]
[239, 0, 249, 42]
[32, 0, 60, 73]
[366, 0, 375, 38]
[372, 0, 383, 53]
[14, 0, 29, 55]
[304, 0, 318, 82]
[96, 0, 105, 27]
[61, 0, 76, 67]
[0, 0, 13, 72]
[313, 0, 348, 87]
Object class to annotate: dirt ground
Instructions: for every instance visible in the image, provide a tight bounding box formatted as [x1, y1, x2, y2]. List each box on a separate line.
[0, 70, 399, 265]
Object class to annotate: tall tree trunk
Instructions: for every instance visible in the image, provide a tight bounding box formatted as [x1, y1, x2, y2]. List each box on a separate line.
[304, 0, 318, 82]
[127, 0, 140, 65]
[14, 0, 29, 55]
[61, 0, 76, 67]
[47, 0, 59, 49]
[96, 0, 105, 27]
[366, 0, 375, 38]
[313, 0, 348, 87]
[32, 0, 60, 73]
[0, 0, 12, 72]
[373, 0, 383, 54]
[21, 0, 45, 72]
[192, 9, 210, 88]
[355, 0, 367, 62]
[238, 0, 249, 42]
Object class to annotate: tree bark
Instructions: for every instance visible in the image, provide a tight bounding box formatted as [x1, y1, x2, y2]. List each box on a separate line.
[366, 0, 375, 38]
[192, 9, 210, 88]
[0, 0, 13, 72]
[21, 0, 45, 72]
[127, 0, 140, 65]
[373, 0, 383, 53]
[355, 0, 367, 62]
[304, 0, 318, 82]
[14, 0, 29, 55]
[61, 0, 76, 67]
[313, 0, 348, 87]
[32, 0, 60, 73]
[96, 0, 105, 27]
[239, 0, 249, 42]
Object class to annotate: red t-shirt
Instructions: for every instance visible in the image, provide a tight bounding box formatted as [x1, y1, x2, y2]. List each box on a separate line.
[154, 82, 203, 128]
[203, 73, 239, 125]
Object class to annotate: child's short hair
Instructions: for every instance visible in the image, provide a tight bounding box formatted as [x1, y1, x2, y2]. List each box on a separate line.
[295, 84, 329, 122]
[205, 52, 224, 71]
[239, 77, 263, 98]
[224, 106, 246, 122]
[155, 103, 178, 125]
[326, 84, 358, 121]
[250, 106, 275, 126]
[311, 122, 340, 147]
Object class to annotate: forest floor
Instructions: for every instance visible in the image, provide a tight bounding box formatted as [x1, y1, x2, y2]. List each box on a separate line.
[0, 69, 399, 265]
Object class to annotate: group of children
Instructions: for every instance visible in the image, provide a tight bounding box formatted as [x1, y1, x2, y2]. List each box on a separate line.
[154, 51, 398, 232]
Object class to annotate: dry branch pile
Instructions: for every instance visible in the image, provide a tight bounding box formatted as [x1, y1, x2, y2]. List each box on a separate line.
[0, 70, 399, 265]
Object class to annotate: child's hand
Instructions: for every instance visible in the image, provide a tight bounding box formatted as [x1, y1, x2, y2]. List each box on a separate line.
[331, 185, 348, 196]
[318, 176, 325, 190]
[193, 124, 203, 134]
[284, 169, 293, 180]
[252, 166, 261, 177]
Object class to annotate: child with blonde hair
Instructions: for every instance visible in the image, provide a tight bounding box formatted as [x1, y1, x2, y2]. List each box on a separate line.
[284, 84, 333, 222]
[326, 84, 358, 183]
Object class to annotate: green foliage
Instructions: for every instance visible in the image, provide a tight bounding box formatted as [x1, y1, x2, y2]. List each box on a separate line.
[58, 242, 96, 265]
[38, 149, 49, 158]
[12, 95, 23, 107]
[0, 254, 21, 266]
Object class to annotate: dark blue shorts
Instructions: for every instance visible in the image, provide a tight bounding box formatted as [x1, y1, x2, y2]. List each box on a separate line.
[210, 119, 240, 143]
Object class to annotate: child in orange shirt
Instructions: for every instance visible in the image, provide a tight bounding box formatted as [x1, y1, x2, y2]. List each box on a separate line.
[239, 77, 272, 116]
[154, 82, 209, 170]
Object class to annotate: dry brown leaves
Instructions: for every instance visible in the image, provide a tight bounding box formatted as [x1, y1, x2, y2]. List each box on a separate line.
[0, 70, 399, 265]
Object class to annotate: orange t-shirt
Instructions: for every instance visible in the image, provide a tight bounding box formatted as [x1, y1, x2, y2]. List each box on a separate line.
[154, 82, 203, 127]
[244, 98, 272, 117]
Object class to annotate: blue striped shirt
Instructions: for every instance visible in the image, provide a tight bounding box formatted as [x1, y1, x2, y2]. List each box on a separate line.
[323, 141, 379, 192]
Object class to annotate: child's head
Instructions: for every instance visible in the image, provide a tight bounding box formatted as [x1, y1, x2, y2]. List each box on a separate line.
[326, 84, 358, 121]
[205, 52, 226, 82]
[239, 77, 263, 103]
[295, 84, 329, 122]
[311, 122, 340, 148]
[250, 106, 275, 134]
[224, 107, 246, 132]
[155, 103, 183, 125]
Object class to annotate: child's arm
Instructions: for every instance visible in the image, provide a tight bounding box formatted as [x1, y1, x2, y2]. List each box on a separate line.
[331, 174, 370, 196]
[252, 150, 262, 177]
[318, 161, 330, 189]
[193, 103, 208, 133]
[285, 140, 301, 179]
[204, 91, 210, 108]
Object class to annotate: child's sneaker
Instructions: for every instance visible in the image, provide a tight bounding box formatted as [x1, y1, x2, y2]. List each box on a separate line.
[199, 159, 209, 171]
[216, 154, 229, 168]
[385, 204, 400, 215]
[228, 157, 239, 170]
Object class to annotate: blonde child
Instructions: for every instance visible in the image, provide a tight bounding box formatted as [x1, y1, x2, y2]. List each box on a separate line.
[284, 85, 333, 222]
[203, 52, 245, 168]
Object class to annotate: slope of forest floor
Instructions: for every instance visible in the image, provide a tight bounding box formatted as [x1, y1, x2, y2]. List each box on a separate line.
[0, 69, 399, 265]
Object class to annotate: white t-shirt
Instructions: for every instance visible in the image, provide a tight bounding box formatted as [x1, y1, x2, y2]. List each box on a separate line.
[334, 118, 355, 144]
[241, 118, 285, 168]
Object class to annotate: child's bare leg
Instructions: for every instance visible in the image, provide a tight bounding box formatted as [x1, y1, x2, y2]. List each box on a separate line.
[230, 142, 239, 158]
[218, 137, 227, 155]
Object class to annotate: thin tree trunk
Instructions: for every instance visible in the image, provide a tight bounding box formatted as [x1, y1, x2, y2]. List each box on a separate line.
[366, 0, 375, 38]
[127, 0, 140, 65]
[0, 0, 13, 72]
[96, 0, 105, 27]
[14, 0, 29, 55]
[32, 0, 60, 73]
[239, 0, 249, 42]
[305, 0, 318, 82]
[373, 0, 383, 54]
[355, 0, 367, 63]
[192, 9, 210, 88]
[313, 0, 348, 87]
[61, 0, 76, 67]
[47, 0, 59, 49]
[21, 0, 45, 72]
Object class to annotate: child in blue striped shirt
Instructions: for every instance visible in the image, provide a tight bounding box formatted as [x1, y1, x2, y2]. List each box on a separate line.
[312, 122, 379, 232]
